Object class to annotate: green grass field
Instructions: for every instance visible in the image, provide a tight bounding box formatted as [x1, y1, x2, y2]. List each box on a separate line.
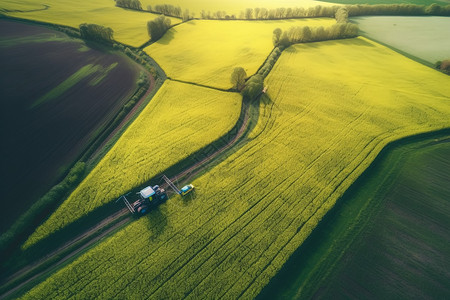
[1, 0, 180, 47]
[353, 16, 450, 65]
[145, 18, 335, 89]
[23, 80, 241, 248]
[21, 37, 450, 299]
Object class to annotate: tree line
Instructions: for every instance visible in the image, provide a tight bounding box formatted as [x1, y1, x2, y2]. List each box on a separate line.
[147, 4, 193, 21]
[347, 3, 450, 17]
[237, 4, 450, 19]
[115, 0, 142, 10]
[142, 3, 450, 20]
[273, 23, 358, 48]
[232, 7, 358, 101]
[79, 23, 114, 43]
[147, 15, 171, 41]
[115, 2, 449, 20]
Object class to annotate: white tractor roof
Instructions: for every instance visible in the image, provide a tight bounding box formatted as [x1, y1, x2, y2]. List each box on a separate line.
[140, 186, 155, 198]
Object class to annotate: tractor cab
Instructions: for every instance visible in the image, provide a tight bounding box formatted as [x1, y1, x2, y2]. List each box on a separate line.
[121, 185, 167, 215]
[139, 185, 167, 203]
[119, 175, 194, 215]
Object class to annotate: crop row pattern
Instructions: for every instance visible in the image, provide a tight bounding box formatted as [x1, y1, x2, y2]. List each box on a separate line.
[23, 37, 450, 299]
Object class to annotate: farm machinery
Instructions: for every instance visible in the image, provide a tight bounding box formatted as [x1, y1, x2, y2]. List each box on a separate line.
[119, 185, 167, 215]
[118, 175, 195, 215]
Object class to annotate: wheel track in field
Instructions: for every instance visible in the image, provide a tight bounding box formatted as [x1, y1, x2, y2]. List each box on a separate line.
[0, 4, 50, 13]
[0, 83, 256, 299]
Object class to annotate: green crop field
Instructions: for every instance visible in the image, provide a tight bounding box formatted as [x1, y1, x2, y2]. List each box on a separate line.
[145, 18, 335, 89]
[23, 80, 241, 248]
[353, 16, 450, 65]
[1, 0, 180, 47]
[320, 139, 450, 299]
[141, 0, 336, 16]
[259, 134, 450, 299]
[21, 37, 450, 299]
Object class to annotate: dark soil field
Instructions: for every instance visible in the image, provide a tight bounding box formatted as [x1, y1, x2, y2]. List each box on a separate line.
[258, 134, 450, 299]
[0, 20, 140, 233]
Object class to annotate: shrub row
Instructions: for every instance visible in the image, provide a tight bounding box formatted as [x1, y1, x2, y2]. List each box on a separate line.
[116, 2, 450, 20]
[257, 47, 282, 79]
[113, 43, 158, 78]
[147, 15, 171, 41]
[147, 3, 450, 20]
[115, 2, 449, 21]
[237, 4, 450, 20]
[274, 23, 358, 48]
[347, 3, 450, 17]
[147, 4, 193, 20]
[79, 23, 114, 43]
[115, 0, 142, 11]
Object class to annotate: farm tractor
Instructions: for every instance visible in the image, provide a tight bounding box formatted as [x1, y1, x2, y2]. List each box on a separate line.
[119, 185, 167, 215]
[118, 175, 195, 215]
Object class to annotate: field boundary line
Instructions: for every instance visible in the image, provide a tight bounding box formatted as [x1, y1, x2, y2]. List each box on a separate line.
[166, 78, 234, 93]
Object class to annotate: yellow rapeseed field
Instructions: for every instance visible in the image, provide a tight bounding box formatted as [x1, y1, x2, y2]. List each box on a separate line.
[22, 37, 450, 298]
[1, 0, 180, 47]
[145, 18, 335, 89]
[23, 80, 241, 248]
[141, 0, 337, 16]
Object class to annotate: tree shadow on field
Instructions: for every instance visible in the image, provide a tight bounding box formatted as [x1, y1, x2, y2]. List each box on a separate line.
[180, 189, 197, 207]
[259, 93, 274, 107]
[319, 38, 375, 48]
[295, 37, 376, 50]
[284, 45, 300, 52]
[83, 40, 114, 53]
[155, 29, 176, 45]
[145, 206, 168, 241]
[339, 37, 375, 47]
